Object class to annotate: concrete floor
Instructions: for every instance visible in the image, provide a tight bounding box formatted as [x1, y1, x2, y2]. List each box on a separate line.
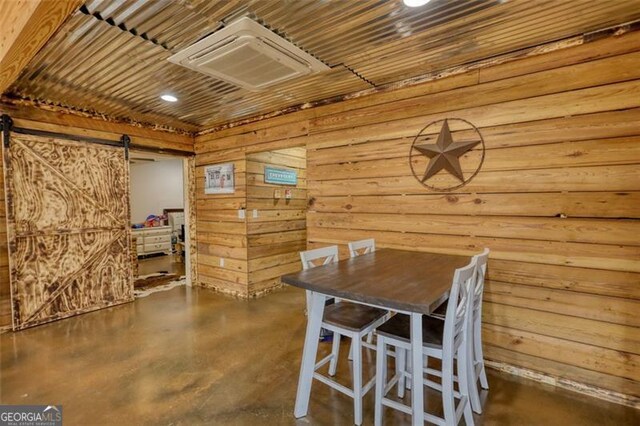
[0, 286, 637, 425]
[137, 254, 186, 277]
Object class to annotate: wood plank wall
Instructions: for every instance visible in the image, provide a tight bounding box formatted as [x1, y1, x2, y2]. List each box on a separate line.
[246, 148, 307, 296]
[194, 147, 308, 297]
[195, 154, 249, 296]
[0, 103, 194, 329]
[194, 31, 640, 403]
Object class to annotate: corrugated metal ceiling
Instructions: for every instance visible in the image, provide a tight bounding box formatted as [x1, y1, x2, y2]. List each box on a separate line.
[7, 0, 640, 131]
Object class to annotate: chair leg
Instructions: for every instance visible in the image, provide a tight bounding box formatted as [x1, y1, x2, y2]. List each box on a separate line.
[329, 332, 341, 376]
[305, 290, 312, 317]
[374, 336, 387, 426]
[406, 349, 412, 390]
[352, 335, 363, 425]
[441, 354, 456, 426]
[294, 292, 326, 418]
[467, 323, 482, 414]
[458, 344, 475, 426]
[348, 338, 354, 361]
[396, 347, 406, 398]
[474, 317, 489, 390]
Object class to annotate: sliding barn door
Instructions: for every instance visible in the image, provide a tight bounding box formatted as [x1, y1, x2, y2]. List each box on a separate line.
[2, 133, 133, 330]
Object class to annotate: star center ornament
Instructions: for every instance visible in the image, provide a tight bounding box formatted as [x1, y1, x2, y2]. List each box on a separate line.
[409, 118, 486, 191]
[413, 119, 480, 182]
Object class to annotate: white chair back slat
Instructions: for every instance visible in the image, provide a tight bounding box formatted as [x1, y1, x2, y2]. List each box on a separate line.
[348, 239, 375, 257]
[471, 248, 489, 315]
[443, 259, 476, 353]
[300, 246, 339, 270]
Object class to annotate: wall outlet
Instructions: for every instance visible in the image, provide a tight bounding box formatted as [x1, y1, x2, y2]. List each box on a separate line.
[219, 258, 225, 267]
[252, 209, 258, 218]
[238, 209, 246, 219]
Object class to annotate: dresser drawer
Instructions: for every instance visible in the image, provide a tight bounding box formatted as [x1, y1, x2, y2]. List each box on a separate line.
[144, 235, 170, 244]
[144, 242, 170, 252]
[144, 227, 172, 237]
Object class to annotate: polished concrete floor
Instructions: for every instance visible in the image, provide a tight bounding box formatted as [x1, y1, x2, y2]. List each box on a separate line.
[137, 254, 186, 277]
[1, 286, 637, 425]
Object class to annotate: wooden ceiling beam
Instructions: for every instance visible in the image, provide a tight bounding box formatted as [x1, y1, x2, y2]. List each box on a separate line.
[0, 0, 83, 94]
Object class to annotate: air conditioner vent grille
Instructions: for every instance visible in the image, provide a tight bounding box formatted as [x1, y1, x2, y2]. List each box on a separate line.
[168, 17, 329, 91]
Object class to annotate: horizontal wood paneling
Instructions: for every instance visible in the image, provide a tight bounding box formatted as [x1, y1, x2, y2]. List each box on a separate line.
[194, 31, 640, 402]
[310, 192, 640, 218]
[195, 158, 248, 297]
[246, 148, 306, 296]
[0, 103, 194, 153]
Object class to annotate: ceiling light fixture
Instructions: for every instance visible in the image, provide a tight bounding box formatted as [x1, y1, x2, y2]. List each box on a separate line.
[160, 94, 178, 102]
[403, 0, 431, 7]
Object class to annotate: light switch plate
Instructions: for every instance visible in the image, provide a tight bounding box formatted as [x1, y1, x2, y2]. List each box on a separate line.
[219, 258, 225, 267]
[238, 209, 246, 219]
[252, 209, 258, 218]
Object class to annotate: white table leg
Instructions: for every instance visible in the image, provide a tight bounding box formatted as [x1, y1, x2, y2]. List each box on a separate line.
[410, 313, 424, 425]
[294, 291, 326, 418]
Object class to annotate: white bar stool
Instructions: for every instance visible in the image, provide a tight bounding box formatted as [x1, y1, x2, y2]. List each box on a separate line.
[347, 239, 392, 355]
[300, 246, 388, 425]
[374, 259, 477, 426]
[426, 248, 490, 414]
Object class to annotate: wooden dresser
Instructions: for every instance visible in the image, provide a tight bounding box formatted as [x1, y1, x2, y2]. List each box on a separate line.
[132, 226, 172, 256]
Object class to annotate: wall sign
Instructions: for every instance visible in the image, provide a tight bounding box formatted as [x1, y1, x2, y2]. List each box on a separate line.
[409, 118, 485, 192]
[204, 162, 235, 194]
[264, 166, 298, 185]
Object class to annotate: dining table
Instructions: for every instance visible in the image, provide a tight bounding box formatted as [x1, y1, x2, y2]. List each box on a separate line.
[281, 248, 471, 426]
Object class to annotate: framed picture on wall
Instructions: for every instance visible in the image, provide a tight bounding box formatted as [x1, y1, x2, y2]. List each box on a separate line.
[204, 163, 235, 194]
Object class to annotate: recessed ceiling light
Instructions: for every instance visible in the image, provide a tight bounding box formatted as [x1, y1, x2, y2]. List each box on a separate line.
[160, 94, 178, 102]
[403, 0, 431, 7]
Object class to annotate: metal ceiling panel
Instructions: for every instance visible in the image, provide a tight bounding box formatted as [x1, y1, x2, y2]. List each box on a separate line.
[7, 0, 640, 130]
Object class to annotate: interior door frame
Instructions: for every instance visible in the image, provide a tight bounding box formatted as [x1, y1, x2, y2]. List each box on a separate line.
[128, 150, 195, 287]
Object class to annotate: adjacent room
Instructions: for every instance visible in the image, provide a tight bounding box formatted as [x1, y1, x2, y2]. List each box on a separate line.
[0, 0, 639, 425]
[129, 152, 188, 293]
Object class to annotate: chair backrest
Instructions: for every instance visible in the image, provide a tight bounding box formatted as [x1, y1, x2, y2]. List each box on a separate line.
[300, 245, 339, 270]
[442, 259, 477, 356]
[348, 238, 375, 257]
[470, 248, 490, 321]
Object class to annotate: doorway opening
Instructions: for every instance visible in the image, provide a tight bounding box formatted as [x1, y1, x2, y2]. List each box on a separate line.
[129, 150, 191, 295]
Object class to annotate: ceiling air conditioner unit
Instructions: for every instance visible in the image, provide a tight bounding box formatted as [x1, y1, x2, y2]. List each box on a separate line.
[168, 17, 329, 91]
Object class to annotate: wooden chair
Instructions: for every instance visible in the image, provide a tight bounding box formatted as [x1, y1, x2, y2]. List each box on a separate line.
[300, 246, 388, 425]
[374, 259, 477, 426]
[426, 248, 490, 414]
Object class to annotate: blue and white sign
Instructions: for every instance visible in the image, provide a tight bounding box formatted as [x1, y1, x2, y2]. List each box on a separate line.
[264, 166, 298, 185]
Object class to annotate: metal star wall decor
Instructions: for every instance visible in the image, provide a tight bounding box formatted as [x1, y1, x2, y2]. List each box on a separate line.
[409, 118, 485, 191]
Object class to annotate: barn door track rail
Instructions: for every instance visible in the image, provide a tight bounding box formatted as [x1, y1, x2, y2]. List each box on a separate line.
[1, 114, 191, 156]
[1, 113, 128, 159]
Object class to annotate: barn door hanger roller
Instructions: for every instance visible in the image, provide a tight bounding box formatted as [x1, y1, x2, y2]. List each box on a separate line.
[0, 114, 13, 148]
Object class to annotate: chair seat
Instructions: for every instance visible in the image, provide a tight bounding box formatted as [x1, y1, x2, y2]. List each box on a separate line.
[323, 302, 387, 332]
[376, 314, 444, 348]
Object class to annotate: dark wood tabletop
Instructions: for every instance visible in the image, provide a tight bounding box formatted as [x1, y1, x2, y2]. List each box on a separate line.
[282, 248, 471, 314]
